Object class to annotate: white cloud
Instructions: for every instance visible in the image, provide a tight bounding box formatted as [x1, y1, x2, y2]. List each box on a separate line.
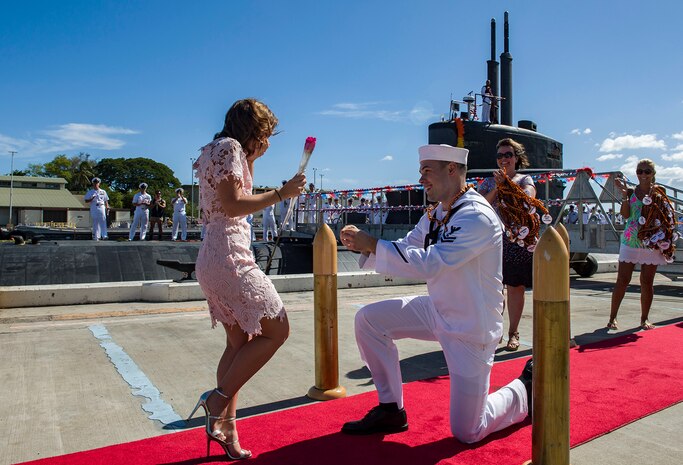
[571, 128, 581, 135]
[618, 156, 640, 174]
[44, 123, 139, 151]
[654, 165, 683, 186]
[672, 131, 683, 141]
[0, 123, 139, 157]
[599, 134, 666, 152]
[619, 156, 683, 187]
[572, 128, 592, 136]
[381, 155, 393, 161]
[583, 128, 592, 135]
[318, 104, 404, 122]
[0, 134, 27, 153]
[596, 153, 623, 162]
[319, 101, 436, 125]
[662, 151, 683, 161]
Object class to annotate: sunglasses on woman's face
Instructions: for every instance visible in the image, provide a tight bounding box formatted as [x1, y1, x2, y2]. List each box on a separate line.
[636, 169, 653, 175]
[496, 151, 515, 159]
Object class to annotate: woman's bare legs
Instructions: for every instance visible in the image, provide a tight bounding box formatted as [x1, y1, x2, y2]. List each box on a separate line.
[215, 326, 250, 423]
[609, 261, 636, 329]
[505, 285, 525, 350]
[206, 314, 290, 455]
[639, 264, 658, 329]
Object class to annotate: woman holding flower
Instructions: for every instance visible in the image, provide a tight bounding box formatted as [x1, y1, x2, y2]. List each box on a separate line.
[187, 98, 306, 459]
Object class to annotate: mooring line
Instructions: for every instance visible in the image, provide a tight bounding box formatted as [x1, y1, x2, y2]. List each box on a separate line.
[89, 324, 184, 428]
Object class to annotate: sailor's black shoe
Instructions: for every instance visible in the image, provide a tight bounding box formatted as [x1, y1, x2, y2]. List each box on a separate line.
[341, 404, 408, 435]
[519, 358, 533, 417]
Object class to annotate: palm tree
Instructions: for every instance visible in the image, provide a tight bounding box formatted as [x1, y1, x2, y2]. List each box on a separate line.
[68, 153, 96, 192]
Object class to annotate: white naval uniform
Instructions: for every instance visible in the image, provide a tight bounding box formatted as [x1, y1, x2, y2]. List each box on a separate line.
[84, 188, 109, 240]
[354, 189, 528, 443]
[279, 198, 294, 231]
[262, 204, 277, 241]
[171, 197, 187, 241]
[481, 85, 492, 123]
[129, 192, 152, 240]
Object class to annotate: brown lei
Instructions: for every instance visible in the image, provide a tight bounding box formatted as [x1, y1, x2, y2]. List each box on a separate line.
[426, 185, 471, 227]
[636, 184, 678, 261]
[496, 175, 550, 249]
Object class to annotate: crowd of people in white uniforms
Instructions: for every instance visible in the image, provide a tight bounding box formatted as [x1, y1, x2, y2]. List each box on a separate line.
[83, 178, 193, 241]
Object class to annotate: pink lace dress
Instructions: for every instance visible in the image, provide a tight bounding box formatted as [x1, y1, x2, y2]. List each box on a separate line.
[194, 137, 285, 335]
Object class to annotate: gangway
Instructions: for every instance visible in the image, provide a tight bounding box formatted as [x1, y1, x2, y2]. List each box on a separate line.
[547, 169, 683, 279]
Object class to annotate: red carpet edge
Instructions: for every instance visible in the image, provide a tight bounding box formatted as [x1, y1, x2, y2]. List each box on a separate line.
[17, 322, 683, 465]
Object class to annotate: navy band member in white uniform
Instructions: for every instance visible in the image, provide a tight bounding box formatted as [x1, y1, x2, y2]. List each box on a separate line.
[171, 188, 188, 241]
[339, 144, 532, 443]
[84, 177, 109, 240]
[129, 182, 152, 241]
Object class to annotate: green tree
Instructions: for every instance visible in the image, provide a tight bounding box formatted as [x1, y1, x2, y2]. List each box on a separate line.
[36, 153, 96, 192]
[95, 157, 181, 194]
[26, 163, 46, 176]
[42, 155, 72, 180]
[105, 189, 124, 209]
[70, 155, 96, 192]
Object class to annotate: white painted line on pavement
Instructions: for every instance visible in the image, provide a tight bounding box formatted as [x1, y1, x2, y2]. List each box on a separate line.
[89, 323, 184, 427]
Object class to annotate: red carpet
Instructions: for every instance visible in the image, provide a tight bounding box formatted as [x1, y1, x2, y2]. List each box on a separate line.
[19, 323, 683, 465]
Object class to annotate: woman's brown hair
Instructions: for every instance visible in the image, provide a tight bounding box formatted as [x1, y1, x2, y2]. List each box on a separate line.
[496, 138, 530, 170]
[213, 98, 279, 149]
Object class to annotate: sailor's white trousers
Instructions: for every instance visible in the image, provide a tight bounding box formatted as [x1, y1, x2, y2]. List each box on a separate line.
[354, 295, 528, 443]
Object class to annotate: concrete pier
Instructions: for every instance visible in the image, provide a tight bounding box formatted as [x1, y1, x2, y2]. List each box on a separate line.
[0, 270, 681, 465]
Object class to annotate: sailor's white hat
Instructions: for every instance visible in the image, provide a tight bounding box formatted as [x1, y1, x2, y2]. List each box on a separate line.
[418, 144, 468, 165]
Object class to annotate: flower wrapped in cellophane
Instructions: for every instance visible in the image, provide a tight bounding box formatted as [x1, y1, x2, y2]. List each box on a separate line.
[281, 136, 317, 232]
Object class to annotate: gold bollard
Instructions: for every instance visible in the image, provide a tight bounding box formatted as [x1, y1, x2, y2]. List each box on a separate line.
[554, 223, 576, 349]
[523, 226, 571, 465]
[555, 223, 569, 252]
[307, 224, 347, 401]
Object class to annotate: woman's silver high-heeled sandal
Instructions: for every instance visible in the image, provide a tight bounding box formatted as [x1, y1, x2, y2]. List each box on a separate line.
[186, 390, 213, 423]
[206, 415, 252, 460]
[190, 388, 251, 459]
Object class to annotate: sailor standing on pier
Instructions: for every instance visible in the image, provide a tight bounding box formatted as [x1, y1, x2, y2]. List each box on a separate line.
[84, 177, 109, 240]
[129, 183, 152, 241]
[262, 204, 277, 241]
[339, 144, 530, 442]
[171, 188, 188, 241]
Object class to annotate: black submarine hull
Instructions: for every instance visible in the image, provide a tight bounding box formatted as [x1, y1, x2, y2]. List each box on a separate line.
[428, 120, 563, 171]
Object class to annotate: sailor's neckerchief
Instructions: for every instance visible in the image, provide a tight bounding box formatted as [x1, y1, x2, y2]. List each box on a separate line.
[423, 199, 468, 249]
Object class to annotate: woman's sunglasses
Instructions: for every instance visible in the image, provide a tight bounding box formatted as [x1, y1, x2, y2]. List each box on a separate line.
[636, 169, 653, 175]
[496, 151, 515, 159]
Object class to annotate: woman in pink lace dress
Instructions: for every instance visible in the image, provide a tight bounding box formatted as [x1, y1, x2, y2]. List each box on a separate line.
[187, 99, 306, 460]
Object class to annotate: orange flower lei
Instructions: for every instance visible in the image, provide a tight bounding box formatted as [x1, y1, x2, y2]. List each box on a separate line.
[426, 185, 472, 227]
[636, 185, 678, 262]
[496, 175, 550, 250]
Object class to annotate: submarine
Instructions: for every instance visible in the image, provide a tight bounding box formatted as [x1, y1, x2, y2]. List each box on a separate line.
[427, 13, 563, 189]
[383, 12, 565, 225]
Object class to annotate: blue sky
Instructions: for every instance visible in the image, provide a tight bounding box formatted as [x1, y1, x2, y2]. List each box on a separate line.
[2, 0, 682, 190]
